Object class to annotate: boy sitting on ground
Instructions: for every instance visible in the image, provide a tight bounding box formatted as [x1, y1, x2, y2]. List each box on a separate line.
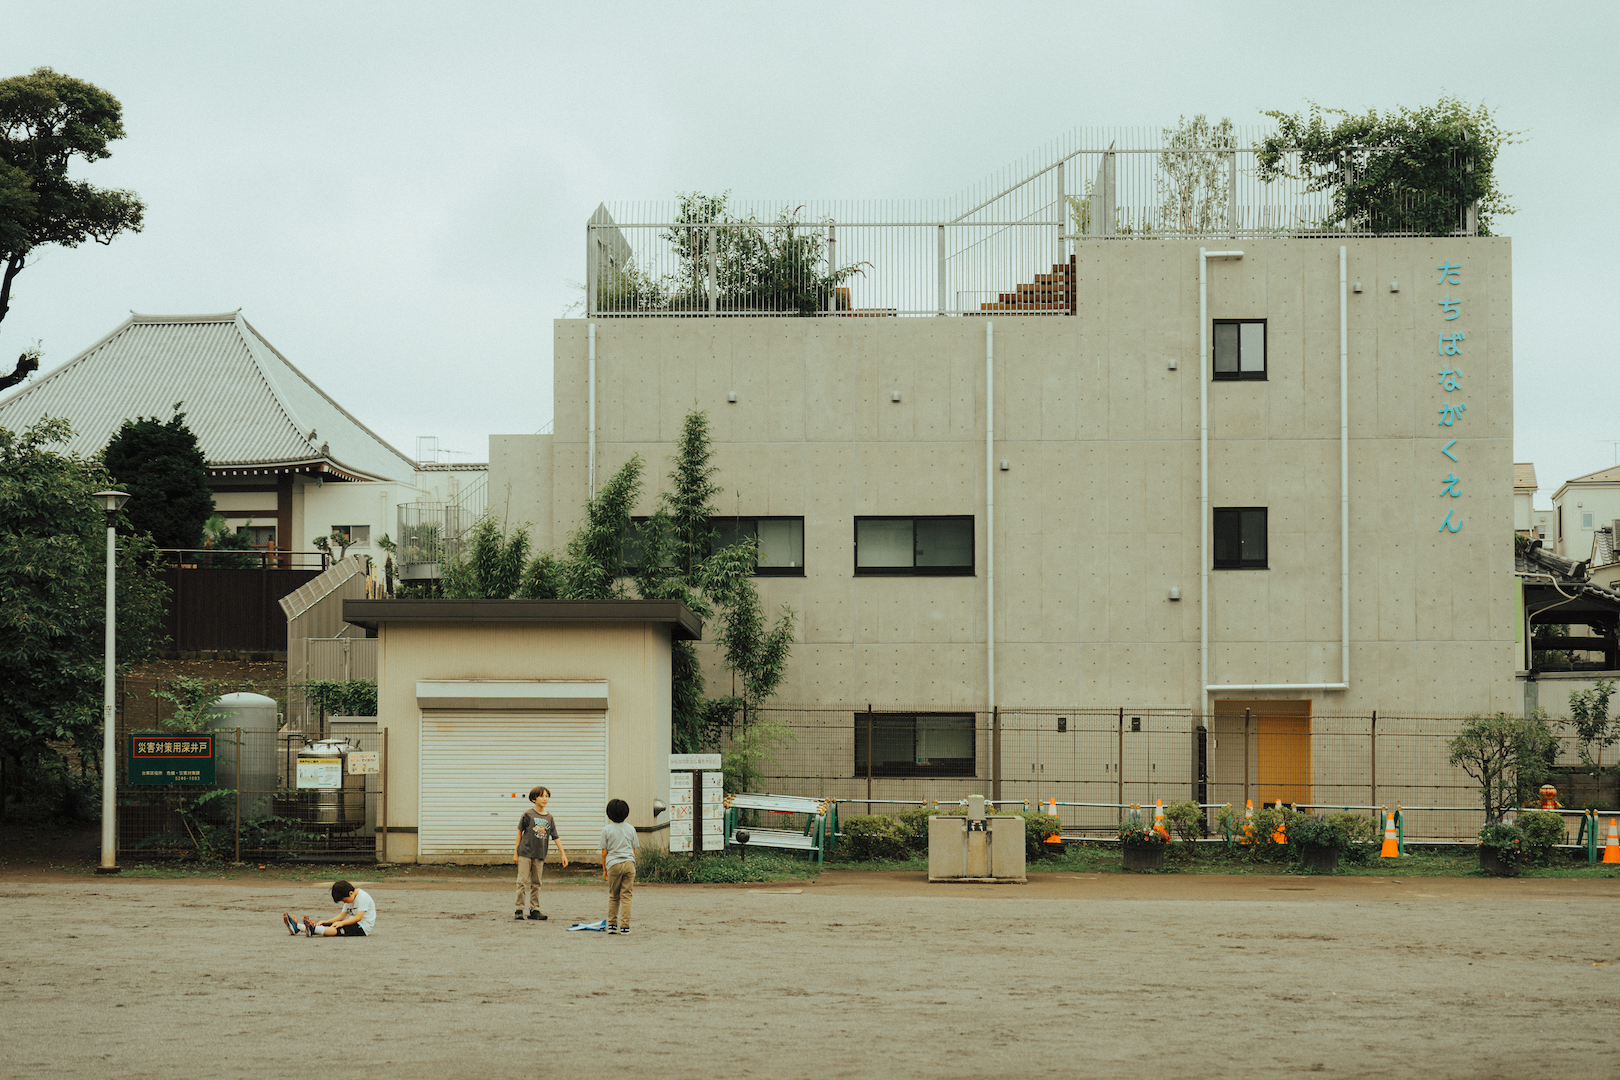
[284, 880, 376, 937]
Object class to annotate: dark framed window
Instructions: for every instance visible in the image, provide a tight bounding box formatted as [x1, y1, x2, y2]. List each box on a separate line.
[1213, 507, 1268, 569]
[623, 516, 805, 576]
[714, 517, 804, 576]
[854, 516, 974, 575]
[853, 713, 976, 778]
[236, 525, 276, 548]
[1213, 319, 1266, 380]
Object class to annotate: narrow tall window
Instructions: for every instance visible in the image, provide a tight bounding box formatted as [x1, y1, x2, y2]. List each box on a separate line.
[854, 517, 974, 575]
[1212, 319, 1266, 380]
[1213, 507, 1268, 569]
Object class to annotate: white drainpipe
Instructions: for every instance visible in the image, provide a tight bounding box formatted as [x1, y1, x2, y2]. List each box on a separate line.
[985, 320, 995, 712]
[588, 321, 596, 499]
[1200, 246, 1351, 705]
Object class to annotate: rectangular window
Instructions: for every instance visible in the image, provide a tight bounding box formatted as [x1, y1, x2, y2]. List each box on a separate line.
[237, 525, 276, 548]
[714, 517, 805, 576]
[1213, 507, 1268, 569]
[853, 713, 976, 778]
[1582, 512, 1595, 530]
[623, 516, 805, 576]
[854, 516, 974, 575]
[330, 525, 370, 547]
[1212, 319, 1266, 380]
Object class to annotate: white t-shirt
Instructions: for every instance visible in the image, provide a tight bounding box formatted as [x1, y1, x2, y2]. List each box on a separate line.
[343, 889, 377, 933]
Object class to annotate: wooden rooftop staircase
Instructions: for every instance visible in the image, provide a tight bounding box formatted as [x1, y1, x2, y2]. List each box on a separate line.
[979, 254, 1075, 314]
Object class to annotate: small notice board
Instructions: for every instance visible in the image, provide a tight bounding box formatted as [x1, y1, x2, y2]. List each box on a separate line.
[128, 732, 216, 786]
[669, 754, 723, 853]
[297, 757, 343, 789]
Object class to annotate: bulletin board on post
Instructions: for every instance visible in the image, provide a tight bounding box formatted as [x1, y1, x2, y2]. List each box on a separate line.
[668, 753, 723, 854]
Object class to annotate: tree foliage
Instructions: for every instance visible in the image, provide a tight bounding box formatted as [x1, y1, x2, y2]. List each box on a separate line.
[1565, 678, 1617, 776]
[0, 67, 145, 389]
[0, 418, 167, 816]
[103, 407, 214, 550]
[1156, 114, 1235, 235]
[1447, 712, 1558, 818]
[1256, 95, 1520, 235]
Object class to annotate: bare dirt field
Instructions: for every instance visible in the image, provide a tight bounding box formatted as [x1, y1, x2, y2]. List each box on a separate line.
[2, 871, 1616, 1080]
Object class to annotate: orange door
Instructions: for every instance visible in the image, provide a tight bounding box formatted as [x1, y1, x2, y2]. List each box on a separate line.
[1257, 715, 1311, 808]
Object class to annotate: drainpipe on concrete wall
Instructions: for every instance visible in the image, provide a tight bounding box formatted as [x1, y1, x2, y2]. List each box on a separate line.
[1200, 246, 1351, 709]
[986, 321, 995, 714]
[588, 322, 596, 499]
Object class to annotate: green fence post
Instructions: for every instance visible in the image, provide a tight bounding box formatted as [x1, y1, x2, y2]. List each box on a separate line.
[1395, 806, 1405, 856]
[1588, 810, 1599, 864]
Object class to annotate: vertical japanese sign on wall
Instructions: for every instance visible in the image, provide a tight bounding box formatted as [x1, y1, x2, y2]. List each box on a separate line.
[1435, 259, 1466, 534]
[668, 753, 723, 853]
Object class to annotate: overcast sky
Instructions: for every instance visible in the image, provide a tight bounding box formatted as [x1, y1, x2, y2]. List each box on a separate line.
[1, 1, 1614, 504]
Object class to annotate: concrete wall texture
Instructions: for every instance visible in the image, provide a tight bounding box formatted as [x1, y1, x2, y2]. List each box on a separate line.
[494, 237, 1517, 730]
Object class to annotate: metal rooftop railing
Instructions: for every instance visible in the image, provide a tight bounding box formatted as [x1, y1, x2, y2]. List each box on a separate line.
[586, 126, 1482, 318]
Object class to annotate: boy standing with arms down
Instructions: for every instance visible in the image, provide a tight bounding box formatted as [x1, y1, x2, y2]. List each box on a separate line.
[515, 785, 568, 921]
[600, 798, 638, 934]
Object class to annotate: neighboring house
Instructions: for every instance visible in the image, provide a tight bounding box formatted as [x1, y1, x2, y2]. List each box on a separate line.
[487, 131, 1517, 815]
[0, 311, 486, 583]
[1514, 462, 1540, 536]
[1549, 465, 1620, 558]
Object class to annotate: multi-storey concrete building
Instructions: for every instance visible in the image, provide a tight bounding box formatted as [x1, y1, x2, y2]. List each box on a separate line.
[489, 137, 1517, 817]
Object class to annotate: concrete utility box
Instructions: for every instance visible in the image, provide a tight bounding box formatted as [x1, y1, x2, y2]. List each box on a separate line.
[927, 796, 1025, 883]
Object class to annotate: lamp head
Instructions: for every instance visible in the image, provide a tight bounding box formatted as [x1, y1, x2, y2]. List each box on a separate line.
[90, 490, 131, 514]
[652, 799, 667, 818]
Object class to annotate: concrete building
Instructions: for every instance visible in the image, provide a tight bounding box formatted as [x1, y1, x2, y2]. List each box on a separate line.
[1549, 465, 1620, 559]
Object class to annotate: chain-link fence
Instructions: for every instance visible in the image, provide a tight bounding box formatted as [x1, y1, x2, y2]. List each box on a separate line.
[741, 707, 1611, 843]
[113, 675, 387, 861]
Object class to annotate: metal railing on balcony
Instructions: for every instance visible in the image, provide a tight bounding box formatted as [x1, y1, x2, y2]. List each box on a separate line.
[396, 473, 489, 581]
[586, 126, 1481, 319]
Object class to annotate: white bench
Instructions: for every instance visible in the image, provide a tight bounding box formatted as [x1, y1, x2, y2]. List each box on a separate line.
[723, 793, 838, 862]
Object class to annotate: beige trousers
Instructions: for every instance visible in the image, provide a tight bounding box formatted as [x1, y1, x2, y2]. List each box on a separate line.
[515, 855, 545, 909]
[606, 861, 635, 927]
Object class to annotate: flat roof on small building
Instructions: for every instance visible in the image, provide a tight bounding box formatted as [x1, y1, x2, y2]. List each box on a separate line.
[342, 598, 702, 640]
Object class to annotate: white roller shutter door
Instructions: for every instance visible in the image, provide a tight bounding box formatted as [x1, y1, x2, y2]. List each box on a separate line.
[419, 713, 607, 857]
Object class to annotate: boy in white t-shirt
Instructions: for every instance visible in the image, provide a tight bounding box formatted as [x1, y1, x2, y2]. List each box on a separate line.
[284, 880, 376, 937]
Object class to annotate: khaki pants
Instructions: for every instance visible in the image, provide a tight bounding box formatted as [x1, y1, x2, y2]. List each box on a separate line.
[606, 861, 635, 928]
[515, 855, 545, 910]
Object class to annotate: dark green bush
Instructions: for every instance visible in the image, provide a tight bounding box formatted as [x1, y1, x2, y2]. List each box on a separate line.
[1163, 800, 1205, 841]
[1019, 811, 1062, 858]
[1323, 811, 1377, 845]
[1478, 821, 1525, 871]
[896, 806, 936, 852]
[839, 815, 916, 861]
[1516, 810, 1567, 864]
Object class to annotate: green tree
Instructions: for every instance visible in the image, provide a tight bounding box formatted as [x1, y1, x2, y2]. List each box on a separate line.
[1566, 678, 1617, 777]
[0, 68, 145, 389]
[1256, 95, 1519, 235]
[0, 418, 167, 817]
[202, 514, 261, 569]
[1447, 712, 1558, 819]
[103, 407, 213, 550]
[440, 516, 531, 599]
[1157, 114, 1236, 235]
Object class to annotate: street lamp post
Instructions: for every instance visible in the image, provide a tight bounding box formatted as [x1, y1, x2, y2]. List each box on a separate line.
[91, 490, 130, 873]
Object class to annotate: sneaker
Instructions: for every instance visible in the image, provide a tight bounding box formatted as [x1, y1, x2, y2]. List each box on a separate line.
[606, 924, 619, 934]
[617, 926, 631, 936]
[515, 910, 525, 921]
[282, 912, 299, 936]
[527, 912, 546, 921]
[303, 916, 318, 937]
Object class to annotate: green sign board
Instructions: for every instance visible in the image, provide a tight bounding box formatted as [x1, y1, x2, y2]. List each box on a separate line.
[128, 732, 216, 786]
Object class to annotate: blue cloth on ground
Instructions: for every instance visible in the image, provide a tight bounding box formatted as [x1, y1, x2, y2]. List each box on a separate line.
[567, 919, 608, 931]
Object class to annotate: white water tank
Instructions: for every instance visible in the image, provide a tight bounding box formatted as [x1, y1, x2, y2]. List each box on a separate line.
[207, 693, 279, 819]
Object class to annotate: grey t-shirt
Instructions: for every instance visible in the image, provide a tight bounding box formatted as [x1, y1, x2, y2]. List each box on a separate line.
[517, 809, 556, 860]
[599, 821, 638, 868]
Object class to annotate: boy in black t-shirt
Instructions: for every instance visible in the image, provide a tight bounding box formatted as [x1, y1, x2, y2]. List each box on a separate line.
[514, 785, 568, 921]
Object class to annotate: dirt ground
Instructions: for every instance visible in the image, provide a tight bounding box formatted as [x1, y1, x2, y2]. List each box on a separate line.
[2, 872, 1616, 1080]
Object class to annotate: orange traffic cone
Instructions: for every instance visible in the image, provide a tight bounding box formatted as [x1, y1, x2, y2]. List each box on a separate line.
[1242, 800, 1255, 843]
[1153, 799, 1170, 839]
[1379, 810, 1400, 858]
[1603, 818, 1620, 864]
[1046, 798, 1058, 818]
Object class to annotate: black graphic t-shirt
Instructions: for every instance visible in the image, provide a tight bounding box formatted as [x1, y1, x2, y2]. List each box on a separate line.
[517, 809, 556, 859]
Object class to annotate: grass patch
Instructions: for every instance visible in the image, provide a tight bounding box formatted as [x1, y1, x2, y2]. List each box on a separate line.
[635, 848, 823, 884]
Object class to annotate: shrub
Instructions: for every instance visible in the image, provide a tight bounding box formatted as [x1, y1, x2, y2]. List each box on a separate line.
[1478, 821, 1524, 872]
[839, 815, 916, 861]
[1323, 811, 1377, 845]
[1163, 800, 1205, 842]
[1019, 811, 1062, 858]
[1287, 813, 1348, 851]
[1119, 818, 1168, 846]
[896, 805, 937, 852]
[1516, 810, 1567, 865]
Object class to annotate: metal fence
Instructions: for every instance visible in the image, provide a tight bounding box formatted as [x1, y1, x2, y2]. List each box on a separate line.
[587, 126, 1480, 319]
[740, 707, 1608, 844]
[396, 472, 489, 581]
